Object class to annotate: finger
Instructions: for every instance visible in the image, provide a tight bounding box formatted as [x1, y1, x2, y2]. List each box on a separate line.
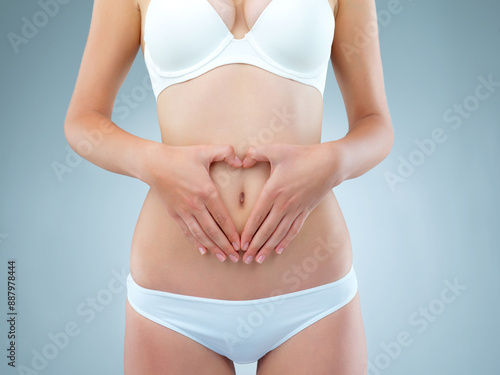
[254, 214, 295, 262]
[206, 144, 242, 168]
[183, 214, 228, 262]
[240, 187, 274, 252]
[172, 215, 207, 255]
[274, 211, 309, 254]
[204, 189, 241, 251]
[242, 206, 282, 264]
[194, 209, 240, 263]
[242, 145, 271, 168]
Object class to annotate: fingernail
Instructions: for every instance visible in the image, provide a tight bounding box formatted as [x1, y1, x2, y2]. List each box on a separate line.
[216, 253, 225, 262]
[243, 242, 249, 251]
[229, 254, 239, 263]
[235, 156, 242, 165]
[244, 255, 253, 264]
[232, 242, 239, 250]
[276, 247, 283, 254]
[256, 255, 266, 263]
[198, 247, 206, 255]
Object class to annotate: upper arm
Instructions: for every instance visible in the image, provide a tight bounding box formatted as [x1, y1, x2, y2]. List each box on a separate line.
[330, 0, 391, 126]
[66, 0, 141, 120]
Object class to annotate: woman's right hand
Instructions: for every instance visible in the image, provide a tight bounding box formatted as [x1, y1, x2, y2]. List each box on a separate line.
[142, 143, 243, 263]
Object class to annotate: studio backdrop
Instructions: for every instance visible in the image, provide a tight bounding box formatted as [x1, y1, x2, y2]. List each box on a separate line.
[1, 0, 499, 374]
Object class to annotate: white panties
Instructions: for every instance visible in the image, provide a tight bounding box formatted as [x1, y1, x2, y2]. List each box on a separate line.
[126, 265, 358, 364]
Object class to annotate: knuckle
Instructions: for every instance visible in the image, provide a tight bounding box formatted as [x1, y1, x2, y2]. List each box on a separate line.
[275, 226, 287, 239]
[290, 224, 301, 236]
[213, 213, 226, 226]
[191, 229, 204, 238]
[281, 199, 292, 211]
[205, 226, 219, 238]
[201, 185, 218, 200]
[180, 227, 190, 237]
[197, 189, 208, 201]
[186, 196, 204, 211]
[265, 187, 279, 200]
[260, 227, 274, 238]
[253, 214, 264, 225]
[246, 146, 255, 156]
[282, 196, 298, 211]
[297, 214, 308, 227]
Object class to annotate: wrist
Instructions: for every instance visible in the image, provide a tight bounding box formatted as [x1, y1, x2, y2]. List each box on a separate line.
[137, 140, 169, 186]
[320, 140, 350, 189]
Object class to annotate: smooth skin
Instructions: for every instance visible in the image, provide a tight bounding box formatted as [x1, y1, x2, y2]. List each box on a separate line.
[65, 0, 393, 373]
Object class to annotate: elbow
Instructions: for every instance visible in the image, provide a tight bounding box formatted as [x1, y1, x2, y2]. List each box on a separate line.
[381, 115, 394, 161]
[64, 108, 90, 155]
[63, 108, 115, 158]
[64, 105, 92, 154]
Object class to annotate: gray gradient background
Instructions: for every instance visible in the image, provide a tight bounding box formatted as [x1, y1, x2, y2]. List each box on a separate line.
[1, 0, 499, 374]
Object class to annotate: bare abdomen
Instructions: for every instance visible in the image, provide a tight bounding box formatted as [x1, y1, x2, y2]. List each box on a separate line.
[129, 65, 353, 300]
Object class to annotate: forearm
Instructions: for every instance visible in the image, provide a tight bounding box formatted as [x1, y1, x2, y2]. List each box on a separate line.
[64, 110, 158, 183]
[327, 114, 394, 185]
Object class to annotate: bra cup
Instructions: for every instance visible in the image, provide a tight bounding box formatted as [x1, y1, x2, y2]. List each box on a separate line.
[145, 0, 230, 74]
[249, 2, 334, 76]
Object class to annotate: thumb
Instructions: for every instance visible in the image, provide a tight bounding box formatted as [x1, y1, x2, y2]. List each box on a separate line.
[242, 145, 274, 168]
[206, 144, 242, 168]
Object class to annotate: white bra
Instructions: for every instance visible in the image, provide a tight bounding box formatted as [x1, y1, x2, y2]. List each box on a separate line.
[143, 0, 335, 99]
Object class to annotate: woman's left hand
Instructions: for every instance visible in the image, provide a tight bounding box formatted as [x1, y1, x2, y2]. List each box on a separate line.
[239, 142, 346, 264]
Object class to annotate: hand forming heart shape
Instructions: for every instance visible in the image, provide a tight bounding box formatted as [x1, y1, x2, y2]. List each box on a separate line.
[143, 141, 343, 265]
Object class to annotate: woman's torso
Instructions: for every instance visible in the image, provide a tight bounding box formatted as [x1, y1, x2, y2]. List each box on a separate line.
[129, 0, 351, 300]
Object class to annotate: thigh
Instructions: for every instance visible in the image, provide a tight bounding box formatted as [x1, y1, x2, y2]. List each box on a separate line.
[256, 291, 367, 375]
[124, 299, 236, 375]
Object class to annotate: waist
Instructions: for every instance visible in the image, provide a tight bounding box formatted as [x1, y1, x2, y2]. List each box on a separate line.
[130, 187, 353, 299]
